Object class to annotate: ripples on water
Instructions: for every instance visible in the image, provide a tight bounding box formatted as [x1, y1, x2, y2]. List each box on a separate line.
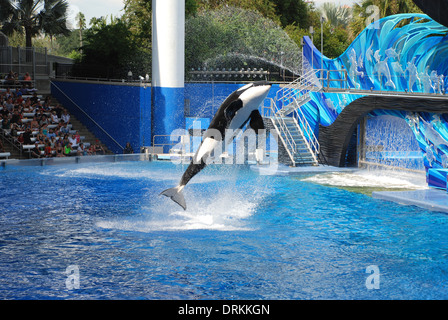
[1, 162, 448, 299]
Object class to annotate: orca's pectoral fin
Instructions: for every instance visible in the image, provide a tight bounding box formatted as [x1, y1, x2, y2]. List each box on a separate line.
[160, 186, 187, 210]
[249, 110, 265, 134]
[224, 100, 243, 121]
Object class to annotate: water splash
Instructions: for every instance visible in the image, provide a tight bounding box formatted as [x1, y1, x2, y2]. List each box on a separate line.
[90, 163, 272, 232]
[186, 6, 302, 76]
[203, 52, 301, 76]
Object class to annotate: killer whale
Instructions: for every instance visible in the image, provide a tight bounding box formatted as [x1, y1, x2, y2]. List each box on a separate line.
[160, 81, 272, 210]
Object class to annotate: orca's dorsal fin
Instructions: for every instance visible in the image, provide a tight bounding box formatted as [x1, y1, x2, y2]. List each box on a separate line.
[224, 99, 243, 121]
[249, 110, 265, 134]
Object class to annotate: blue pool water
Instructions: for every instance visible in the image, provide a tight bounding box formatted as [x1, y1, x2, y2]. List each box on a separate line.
[1, 161, 448, 300]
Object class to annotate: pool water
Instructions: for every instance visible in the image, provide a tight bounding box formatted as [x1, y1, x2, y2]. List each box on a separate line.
[1, 161, 448, 299]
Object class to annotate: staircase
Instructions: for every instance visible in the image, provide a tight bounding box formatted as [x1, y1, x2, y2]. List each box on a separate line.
[280, 117, 318, 166]
[52, 97, 112, 155]
[264, 68, 322, 167]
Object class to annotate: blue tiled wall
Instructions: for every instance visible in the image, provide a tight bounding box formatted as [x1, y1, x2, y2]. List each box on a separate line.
[51, 80, 151, 154]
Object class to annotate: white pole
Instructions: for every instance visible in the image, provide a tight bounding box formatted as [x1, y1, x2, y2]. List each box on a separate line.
[152, 0, 185, 89]
[152, 0, 185, 140]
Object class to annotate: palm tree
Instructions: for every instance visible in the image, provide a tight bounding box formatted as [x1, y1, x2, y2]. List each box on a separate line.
[0, 0, 70, 48]
[41, 0, 70, 50]
[320, 2, 352, 29]
[76, 12, 86, 54]
[350, 0, 422, 39]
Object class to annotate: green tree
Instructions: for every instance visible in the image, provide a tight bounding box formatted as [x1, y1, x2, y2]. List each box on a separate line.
[0, 0, 70, 48]
[186, 6, 302, 77]
[76, 16, 151, 79]
[320, 2, 352, 29]
[40, 0, 70, 50]
[271, 0, 311, 28]
[76, 12, 86, 52]
[312, 22, 350, 59]
[194, 0, 278, 22]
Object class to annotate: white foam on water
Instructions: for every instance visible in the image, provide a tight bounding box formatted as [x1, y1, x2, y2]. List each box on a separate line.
[91, 163, 270, 232]
[302, 169, 428, 190]
[42, 163, 222, 184]
[97, 188, 263, 232]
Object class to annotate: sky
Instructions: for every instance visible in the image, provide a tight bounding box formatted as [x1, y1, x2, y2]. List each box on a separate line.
[67, 0, 126, 28]
[66, 0, 357, 29]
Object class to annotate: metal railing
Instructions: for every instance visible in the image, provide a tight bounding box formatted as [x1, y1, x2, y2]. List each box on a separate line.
[266, 98, 300, 166]
[152, 134, 193, 155]
[264, 66, 322, 165]
[276, 68, 319, 114]
[0, 46, 49, 79]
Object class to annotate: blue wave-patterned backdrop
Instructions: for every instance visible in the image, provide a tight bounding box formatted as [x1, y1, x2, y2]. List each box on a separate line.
[299, 13, 448, 174]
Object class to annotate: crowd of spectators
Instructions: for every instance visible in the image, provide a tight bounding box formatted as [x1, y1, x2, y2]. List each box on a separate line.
[0, 84, 106, 158]
[2, 70, 35, 92]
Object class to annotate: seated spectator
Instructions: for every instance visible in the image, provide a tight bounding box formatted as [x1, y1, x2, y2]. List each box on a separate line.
[36, 128, 46, 144]
[50, 111, 59, 124]
[60, 122, 69, 135]
[5, 71, 15, 86]
[124, 142, 134, 154]
[17, 133, 24, 145]
[5, 97, 14, 113]
[49, 135, 57, 147]
[46, 128, 56, 140]
[44, 141, 53, 158]
[61, 110, 70, 124]
[19, 84, 30, 96]
[63, 142, 73, 156]
[41, 123, 48, 136]
[39, 115, 48, 127]
[62, 133, 69, 147]
[30, 92, 39, 105]
[10, 122, 21, 137]
[73, 131, 81, 144]
[43, 96, 52, 109]
[55, 141, 64, 157]
[24, 72, 32, 82]
[68, 133, 78, 148]
[77, 143, 87, 156]
[31, 142, 42, 158]
[10, 110, 22, 125]
[2, 115, 11, 130]
[23, 128, 33, 145]
[30, 116, 39, 130]
[93, 140, 105, 155]
[88, 144, 96, 155]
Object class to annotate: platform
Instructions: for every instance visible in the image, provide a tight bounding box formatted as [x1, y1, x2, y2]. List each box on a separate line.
[250, 164, 357, 176]
[373, 189, 448, 214]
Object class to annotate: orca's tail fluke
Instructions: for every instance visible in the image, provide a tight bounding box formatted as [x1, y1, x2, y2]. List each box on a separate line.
[160, 186, 186, 210]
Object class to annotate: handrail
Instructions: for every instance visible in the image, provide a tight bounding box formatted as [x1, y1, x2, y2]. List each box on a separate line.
[267, 67, 323, 166]
[292, 100, 319, 163]
[152, 134, 192, 154]
[267, 98, 297, 165]
[51, 81, 125, 152]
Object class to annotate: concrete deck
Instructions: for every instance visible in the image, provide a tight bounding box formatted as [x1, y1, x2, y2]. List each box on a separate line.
[373, 189, 448, 214]
[250, 164, 357, 176]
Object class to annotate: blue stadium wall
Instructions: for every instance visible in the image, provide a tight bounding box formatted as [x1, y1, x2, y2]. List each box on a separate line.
[51, 80, 152, 154]
[51, 80, 279, 153]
